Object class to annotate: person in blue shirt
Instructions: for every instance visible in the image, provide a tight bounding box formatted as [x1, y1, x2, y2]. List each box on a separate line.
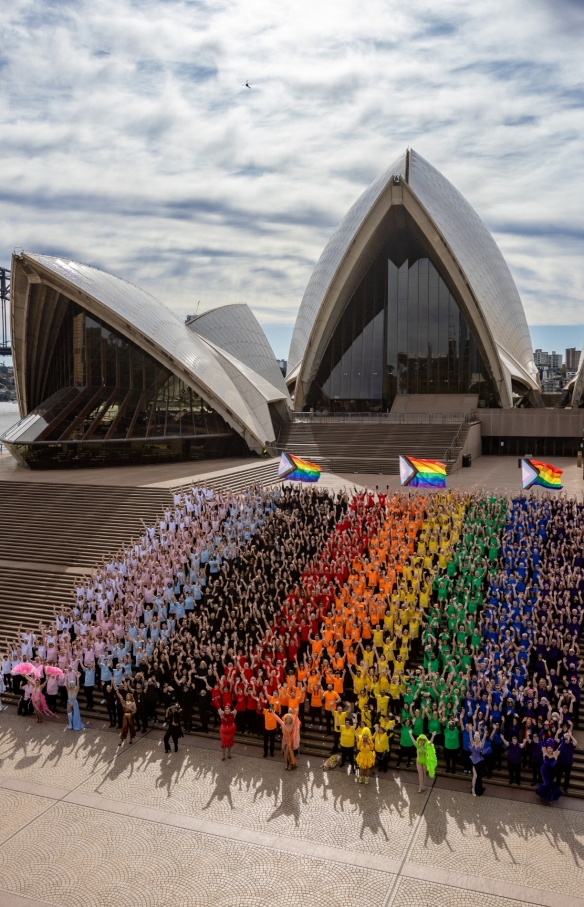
[99, 656, 113, 688]
[83, 661, 95, 709]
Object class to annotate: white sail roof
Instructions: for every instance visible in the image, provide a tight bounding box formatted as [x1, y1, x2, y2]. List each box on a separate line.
[16, 253, 279, 449]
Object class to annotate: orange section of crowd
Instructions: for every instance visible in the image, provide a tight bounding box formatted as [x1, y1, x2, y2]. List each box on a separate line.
[276, 491, 430, 730]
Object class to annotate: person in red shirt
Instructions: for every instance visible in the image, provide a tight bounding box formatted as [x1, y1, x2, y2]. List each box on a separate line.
[234, 683, 247, 732]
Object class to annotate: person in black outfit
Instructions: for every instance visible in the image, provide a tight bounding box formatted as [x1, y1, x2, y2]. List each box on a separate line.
[144, 677, 159, 725]
[17, 676, 32, 715]
[164, 704, 183, 753]
[134, 683, 149, 734]
[104, 684, 117, 727]
[178, 682, 195, 732]
[197, 685, 210, 732]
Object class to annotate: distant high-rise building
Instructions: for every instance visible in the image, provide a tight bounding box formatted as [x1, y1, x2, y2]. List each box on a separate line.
[566, 347, 581, 370]
[549, 351, 563, 369]
[534, 349, 562, 369]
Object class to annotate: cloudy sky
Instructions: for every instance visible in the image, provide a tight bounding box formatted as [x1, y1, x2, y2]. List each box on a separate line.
[2, 0, 584, 357]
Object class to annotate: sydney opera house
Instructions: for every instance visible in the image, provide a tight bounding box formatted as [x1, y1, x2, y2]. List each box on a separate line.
[2, 148, 578, 469]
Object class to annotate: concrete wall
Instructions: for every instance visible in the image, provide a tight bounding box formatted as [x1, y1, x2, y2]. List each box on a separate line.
[454, 421, 482, 470]
[478, 409, 584, 437]
[391, 394, 479, 414]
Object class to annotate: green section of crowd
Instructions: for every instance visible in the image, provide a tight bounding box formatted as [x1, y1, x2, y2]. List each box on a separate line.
[395, 494, 508, 760]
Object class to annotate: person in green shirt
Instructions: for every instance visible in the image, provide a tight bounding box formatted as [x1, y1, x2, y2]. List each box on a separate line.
[428, 708, 443, 746]
[412, 707, 425, 738]
[396, 717, 416, 768]
[444, 719, 460, 772]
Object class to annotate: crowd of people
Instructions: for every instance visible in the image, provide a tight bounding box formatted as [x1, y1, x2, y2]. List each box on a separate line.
[2, 477, 581, 802]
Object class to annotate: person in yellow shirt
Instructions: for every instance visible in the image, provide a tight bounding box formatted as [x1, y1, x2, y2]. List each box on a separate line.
[356, 690, 369, 714]
[331, 702, 347, 754]
[372, 625, 384, 651]
[376, 671, 390, 693]
[356, 726, 376, 784]
[373, 723, 390, 772]
[376, 654, 389, 675]
[360, 642, 375, 668]
[383, 637, 396, 662]
[360, 703, 373, 728]
[340, 717, 357, 772]
[393, 655, 405, 674]
[375, 690, 390, 717]
[388, 675, 402, 702]
[350, 664, 367, 696]
[378, 713, 396, 736]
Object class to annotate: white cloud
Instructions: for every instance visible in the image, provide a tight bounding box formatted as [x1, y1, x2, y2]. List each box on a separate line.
[1, 0, 584, 358]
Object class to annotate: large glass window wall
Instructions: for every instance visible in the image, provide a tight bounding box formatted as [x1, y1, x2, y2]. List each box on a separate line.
[4, 300, 248, 469]
[306, 225, 498, 411]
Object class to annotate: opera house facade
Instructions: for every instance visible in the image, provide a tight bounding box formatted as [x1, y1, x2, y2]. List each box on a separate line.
[287, 149, 541, 412]
[2, 149, 546, 469]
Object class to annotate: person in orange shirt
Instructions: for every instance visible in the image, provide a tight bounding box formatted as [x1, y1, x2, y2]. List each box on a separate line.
[361, 617, 373, 641]
[268, 687, 282, 715]
[332, 653, 345, 672]
[323, 683, 341, 734]
[262, 702, 278, 757]
[279, 682, 290, 714]
[296, 656, 307, 678]
[342, 635, 353, 653]
[332, 670, 345, 697]
[287, 684, 302, 716]
[309, 632, 324, 659]
[309, 677, 324, 729]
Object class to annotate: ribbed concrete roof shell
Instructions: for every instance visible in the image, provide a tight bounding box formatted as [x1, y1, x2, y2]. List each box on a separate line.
[12, 253, 278, 450]
[288, 149, 539, 408]
[188, 304, 290, 400]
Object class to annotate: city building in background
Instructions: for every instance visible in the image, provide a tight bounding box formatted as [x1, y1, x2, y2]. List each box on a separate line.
[566, 347, 581, 371]
[533, 349, 566, 395]
[0, 364, 16, 402]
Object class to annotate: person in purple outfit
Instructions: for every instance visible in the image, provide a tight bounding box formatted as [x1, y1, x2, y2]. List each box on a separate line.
[555, 728, 578, 792]
[536, 738, 562, 803]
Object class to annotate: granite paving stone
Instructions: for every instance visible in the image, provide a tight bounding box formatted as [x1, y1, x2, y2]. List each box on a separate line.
[78, 736, 421, 857]
[409, 789, 584, 898]
[393, 878, 541, 907]
[0, 800, 392, 907]
[0, 788, 54, 845]
[0, 714, 117, 789]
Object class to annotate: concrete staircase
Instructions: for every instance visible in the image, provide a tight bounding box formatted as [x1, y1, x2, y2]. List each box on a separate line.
[170, 458, 281, 496]
[0, 481, 171, 647]
[277, 420, 469, 474]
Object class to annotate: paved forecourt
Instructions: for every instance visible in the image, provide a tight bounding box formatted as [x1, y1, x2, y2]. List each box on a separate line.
[1, 710, 584, 907]
[333, 456, 584, 496]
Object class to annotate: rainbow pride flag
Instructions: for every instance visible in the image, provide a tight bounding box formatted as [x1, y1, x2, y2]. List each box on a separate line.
[521, 458, 563, 490]
[278, 452, 322, 483]
[399, 455, 447, 488]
